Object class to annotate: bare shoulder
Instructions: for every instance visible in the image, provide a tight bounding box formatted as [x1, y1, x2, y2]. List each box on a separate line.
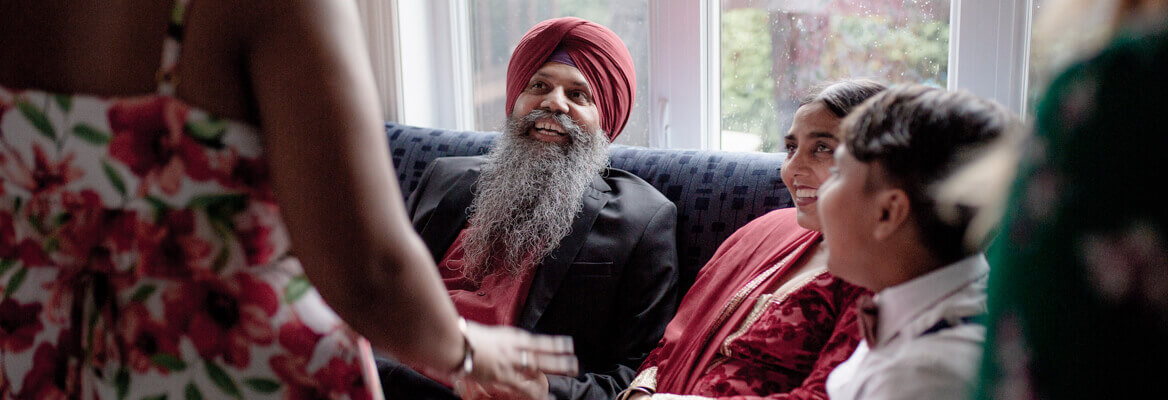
[234, 0, 369, 76]
[234, 0, 360, 36]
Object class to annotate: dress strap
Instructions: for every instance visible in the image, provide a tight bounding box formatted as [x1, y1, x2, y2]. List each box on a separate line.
[156, 0, 193, 95]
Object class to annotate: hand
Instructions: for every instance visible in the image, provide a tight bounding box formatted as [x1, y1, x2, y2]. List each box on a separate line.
[627, 392, 651, 400]
[455, 321, 576, 400]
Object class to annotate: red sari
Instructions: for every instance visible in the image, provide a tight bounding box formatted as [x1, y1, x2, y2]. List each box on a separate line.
[640, 208, 868, 398]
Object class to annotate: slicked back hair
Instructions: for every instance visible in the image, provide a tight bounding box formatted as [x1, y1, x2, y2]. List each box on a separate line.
[840, 84, 1021, 263]
[800, 79, 888, 118]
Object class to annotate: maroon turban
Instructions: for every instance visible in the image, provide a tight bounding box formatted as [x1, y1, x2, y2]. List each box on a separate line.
[505, 17, 636, 141]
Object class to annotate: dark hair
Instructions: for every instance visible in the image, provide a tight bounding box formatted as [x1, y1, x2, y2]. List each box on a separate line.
[841, 84, 1021, 263]
[800, 79, 888, 118]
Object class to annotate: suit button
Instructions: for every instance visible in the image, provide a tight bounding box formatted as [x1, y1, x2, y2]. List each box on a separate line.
[477, 291, 486, 296]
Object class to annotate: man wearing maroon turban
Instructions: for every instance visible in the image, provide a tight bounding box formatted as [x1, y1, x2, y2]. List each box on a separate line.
[377, 17, 679, 400]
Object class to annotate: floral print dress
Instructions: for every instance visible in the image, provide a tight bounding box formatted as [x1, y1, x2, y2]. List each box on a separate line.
[0, 2, 375, 399]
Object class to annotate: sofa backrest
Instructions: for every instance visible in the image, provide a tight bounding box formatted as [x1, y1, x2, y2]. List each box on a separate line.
[387, 122, 794, 294]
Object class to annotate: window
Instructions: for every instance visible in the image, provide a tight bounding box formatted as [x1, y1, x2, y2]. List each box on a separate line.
[467, 0, 652, 146]
[1025, 0, 1115, 116]
[720, 0, 950, 152]
[387, 0, 1037, 151]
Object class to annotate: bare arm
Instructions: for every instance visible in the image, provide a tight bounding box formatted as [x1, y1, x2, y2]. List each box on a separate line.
[245, 0, 463, 371]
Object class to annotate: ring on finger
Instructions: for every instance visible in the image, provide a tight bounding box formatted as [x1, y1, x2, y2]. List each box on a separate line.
[519, 350, 531, 371]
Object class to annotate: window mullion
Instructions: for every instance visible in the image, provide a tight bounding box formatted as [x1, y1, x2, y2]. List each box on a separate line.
[449, 0, 476, 130]
[703, 0, 721, 151]
[648, 0, 714, 150]
[948, 0, 1034, 118]
[395, 0, 473, 130]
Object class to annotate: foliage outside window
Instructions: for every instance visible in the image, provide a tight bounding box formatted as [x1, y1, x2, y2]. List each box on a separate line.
[721, 0, 950, 153]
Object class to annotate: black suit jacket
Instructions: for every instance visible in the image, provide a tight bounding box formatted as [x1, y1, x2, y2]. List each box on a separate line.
[397, 156, 678, 400]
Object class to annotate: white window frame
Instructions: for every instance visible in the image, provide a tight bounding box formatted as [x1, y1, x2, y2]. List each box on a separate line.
[373, 0, 1036, 148]
[386, 0, 476, 130]
[949, 0, 1034, 120]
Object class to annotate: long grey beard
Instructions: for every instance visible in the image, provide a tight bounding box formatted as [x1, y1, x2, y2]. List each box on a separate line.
[458, 110, 610, 283]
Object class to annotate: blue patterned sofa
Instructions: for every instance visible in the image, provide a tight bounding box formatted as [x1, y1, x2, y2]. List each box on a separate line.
[386, 122, 794, 294]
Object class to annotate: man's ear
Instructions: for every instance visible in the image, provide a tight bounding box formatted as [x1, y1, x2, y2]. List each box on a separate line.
[872, 189, 910, 241]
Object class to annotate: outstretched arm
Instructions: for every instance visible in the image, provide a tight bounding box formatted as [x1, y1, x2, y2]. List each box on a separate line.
[246, 3, 577, 396]
[247, 0, 465, 372]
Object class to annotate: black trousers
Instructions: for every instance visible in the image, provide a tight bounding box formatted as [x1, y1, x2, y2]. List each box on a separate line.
[376, 356, 460, 400]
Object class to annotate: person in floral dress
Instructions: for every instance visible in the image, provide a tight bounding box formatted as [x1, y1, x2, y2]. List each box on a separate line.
[0, 0, 574, 399]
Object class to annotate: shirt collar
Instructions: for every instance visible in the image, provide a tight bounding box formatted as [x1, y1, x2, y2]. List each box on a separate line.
[873, 254, 989, 344]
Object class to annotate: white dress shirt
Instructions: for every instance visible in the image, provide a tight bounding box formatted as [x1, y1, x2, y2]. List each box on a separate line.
[826, 254, 989, 400]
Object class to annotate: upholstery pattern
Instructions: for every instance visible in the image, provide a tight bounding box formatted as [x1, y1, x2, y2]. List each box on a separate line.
[386, 122, 794, 293]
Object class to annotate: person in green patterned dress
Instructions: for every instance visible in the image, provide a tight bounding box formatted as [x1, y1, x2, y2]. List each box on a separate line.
[977, 1, 1168, 398]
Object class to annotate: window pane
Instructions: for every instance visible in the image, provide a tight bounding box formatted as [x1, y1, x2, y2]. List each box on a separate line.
[720, 0, 950, 152]
[1027, 0, 1045, 116]
[1027, 0, 1121, 117]
[468, 0, 651, 146]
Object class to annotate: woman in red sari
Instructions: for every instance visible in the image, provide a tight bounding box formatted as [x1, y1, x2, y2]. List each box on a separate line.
[620, 80, 885, 400]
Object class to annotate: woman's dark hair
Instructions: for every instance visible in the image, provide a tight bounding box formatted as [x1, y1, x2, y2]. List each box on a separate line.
[841, 84, 1022, 263]
[800, 79, 888, 118]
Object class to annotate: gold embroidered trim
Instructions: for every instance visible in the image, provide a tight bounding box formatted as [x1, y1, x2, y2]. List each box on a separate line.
[651, 394, 716, 400]
[616, 387, 653, 400]
[616, 367, 658, 400]
[719, 266, 829, 356]
[719, 293, 773, 357]
[630, 366, 658, 391]
[697, 241, 810, 356]
[698, 238, 817, 360]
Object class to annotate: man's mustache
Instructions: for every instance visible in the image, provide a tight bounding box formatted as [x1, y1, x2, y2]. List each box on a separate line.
[513, 109, 586, 138]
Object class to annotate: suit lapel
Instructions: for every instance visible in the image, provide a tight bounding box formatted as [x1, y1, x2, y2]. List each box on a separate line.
[417, 168, 480, 259]
[517, 174, 612, 330]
